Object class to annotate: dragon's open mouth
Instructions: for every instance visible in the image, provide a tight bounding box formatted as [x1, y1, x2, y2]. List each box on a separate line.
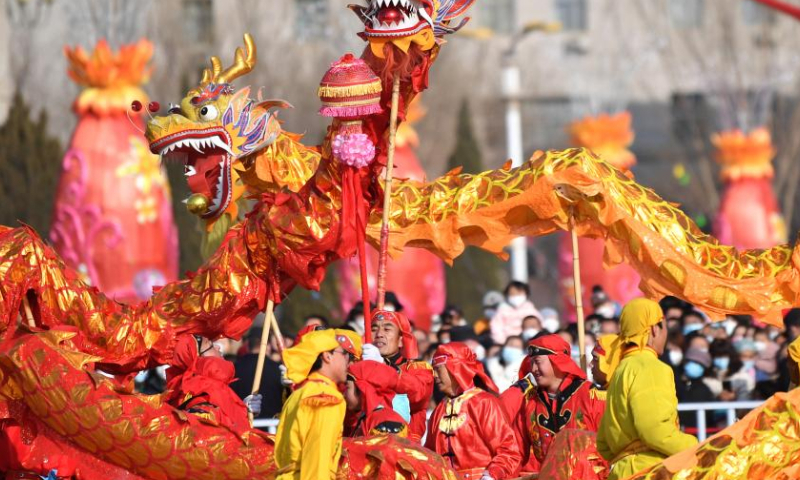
[150, 127, 235, 219]
[356, 0, 435, 37]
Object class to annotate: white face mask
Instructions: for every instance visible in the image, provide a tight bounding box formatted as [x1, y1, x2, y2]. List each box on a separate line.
[472, 344, 486, 361]
[522, 328, 539, 342]
[508, 295, 527, 308]
[542, 318, 560, 333]
[484, 308, 497, 319]
[754, 341, 767, 353]
[384, 304, 396, 312]
[669, 350, 683, 366]
[351, 315, 365, 335]
[724, 319, 738, 336]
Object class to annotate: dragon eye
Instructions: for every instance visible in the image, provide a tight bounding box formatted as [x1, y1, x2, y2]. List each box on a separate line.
[199, 105, 218, 121]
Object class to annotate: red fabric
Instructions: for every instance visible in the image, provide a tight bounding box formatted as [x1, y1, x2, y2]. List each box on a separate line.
[165, 335, 250, 436]
[348, 361, 408, 436]
[500, 377, 605, 475]
[527, 334, 586, 380]
[519, 355, 532, 380]
[391, 356, 434, 443]
[432, 342, 498, 394]
[425, 388, 521, 479]
[537, 429, 609, 480]
[371, 310, 418, 359]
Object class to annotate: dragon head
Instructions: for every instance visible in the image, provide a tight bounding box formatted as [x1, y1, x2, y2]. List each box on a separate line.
[351, 0, 476, 57]
[145, 34, 285, 221]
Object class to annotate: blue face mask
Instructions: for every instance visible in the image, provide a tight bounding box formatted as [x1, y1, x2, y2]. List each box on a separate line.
[683, 323, 703, 335]
[501, 346, 525, 365]
[684, 361, 705, 379]
[742, 360, 756, 370]
[713, 357, 730, 372]
[392, 394, 411, 423]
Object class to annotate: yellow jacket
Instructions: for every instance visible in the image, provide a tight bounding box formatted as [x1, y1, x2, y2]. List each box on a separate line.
[274, 372, 345, 480]
[597, 348, 697, 480]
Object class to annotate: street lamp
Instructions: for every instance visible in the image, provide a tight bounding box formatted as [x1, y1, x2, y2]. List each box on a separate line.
[459, 18, 560, 282]
[502, 20, 561, 282]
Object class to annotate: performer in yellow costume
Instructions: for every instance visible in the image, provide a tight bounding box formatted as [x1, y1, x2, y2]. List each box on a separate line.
[597, 299, 697, 480]
[274, 329, 362, 480]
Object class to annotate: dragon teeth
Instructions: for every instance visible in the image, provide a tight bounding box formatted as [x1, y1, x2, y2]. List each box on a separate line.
[184, 165, 197, 177]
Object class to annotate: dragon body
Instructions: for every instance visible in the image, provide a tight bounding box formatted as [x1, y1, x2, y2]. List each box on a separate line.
[1, 0, 800, 478]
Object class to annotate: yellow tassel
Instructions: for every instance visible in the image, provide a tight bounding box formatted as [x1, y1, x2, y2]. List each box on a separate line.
[318, 81, 382, 98]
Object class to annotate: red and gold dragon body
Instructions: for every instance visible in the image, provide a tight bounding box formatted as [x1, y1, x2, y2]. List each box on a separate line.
[2, 0, 800, 478]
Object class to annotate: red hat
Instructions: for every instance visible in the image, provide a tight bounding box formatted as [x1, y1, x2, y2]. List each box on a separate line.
[527, 334, 586, 380]
[348, 361, 408, 436]
[432, 342, 498, 394]
[371, 310, 418, 359]
[319, 53, 382, 118]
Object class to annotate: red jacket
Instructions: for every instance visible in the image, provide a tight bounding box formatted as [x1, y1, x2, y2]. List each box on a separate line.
[425, 388, 520, 479]
[389, 355, 434, 442]
[500, 376, 605, 474]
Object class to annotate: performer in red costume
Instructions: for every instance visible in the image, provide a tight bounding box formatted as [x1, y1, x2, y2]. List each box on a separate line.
[344, 360, 408, 437]
[425, 343, 520, 480]
[165, 334, 260, 437]
[501, 334, 605, 475]
[364, 310, 434, 443]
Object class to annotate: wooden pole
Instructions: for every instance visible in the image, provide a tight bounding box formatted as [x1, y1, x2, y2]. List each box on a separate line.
[375, 74, 402, 312]
[249, 299, 275, 423]
[22, 296, 35, 328]
[569, 213, 587, 372]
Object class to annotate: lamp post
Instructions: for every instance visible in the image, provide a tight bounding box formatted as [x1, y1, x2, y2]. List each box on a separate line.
[502, 20, 561, 282]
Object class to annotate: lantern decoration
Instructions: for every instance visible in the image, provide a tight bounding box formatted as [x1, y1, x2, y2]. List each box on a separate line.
[49, 39, 178, 301]
[712, 128, 786, 250]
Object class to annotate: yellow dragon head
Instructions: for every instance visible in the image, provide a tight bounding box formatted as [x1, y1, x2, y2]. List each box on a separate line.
[351, 0, 476, 57]
[145, 34, 288, 221]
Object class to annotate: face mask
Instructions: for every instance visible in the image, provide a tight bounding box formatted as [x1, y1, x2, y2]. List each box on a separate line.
[351, 315, 365, 335]
[669, 350, 683, 366]
[522, 328, 539, 342]
[742, 360, 756, 370]
[713, 357, 730, 371]
[754, 341, 767, 353]
[705, 335, 715, 344]
[595, 304, 616, 319]
[570, 345, 581, 361]
[684, 361, 705, 379]
[472, 344, 486, 361]
[384, 304, 396, 312]
[501, 346, 525, 365]
[768, 330, 779, 341]
[542, 318, 560, 333]
[683, 323, 703, 335]
[508, 295, 527, 308]
[724, 320, 738, 336]
[484, 308, 496, 319]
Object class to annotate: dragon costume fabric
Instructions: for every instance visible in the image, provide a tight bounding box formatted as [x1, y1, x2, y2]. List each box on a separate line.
[1, 0, 800, 478]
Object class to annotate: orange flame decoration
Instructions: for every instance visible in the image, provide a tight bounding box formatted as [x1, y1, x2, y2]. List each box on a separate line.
[64, 39, 153, 116]
[711, 127, 776, 181]
[568, 111, 636, 171]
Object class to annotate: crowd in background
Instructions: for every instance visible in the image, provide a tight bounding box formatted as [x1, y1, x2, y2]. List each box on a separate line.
[135, 281, 800, 432]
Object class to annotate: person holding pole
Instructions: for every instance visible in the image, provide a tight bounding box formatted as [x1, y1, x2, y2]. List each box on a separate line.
[597, 298, 697, 480]
[362, 309, 433, 443]
[273, 329, 361, 480]
[500, 334, 605, 476]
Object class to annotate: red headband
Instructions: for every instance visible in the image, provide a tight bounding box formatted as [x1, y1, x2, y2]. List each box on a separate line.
[527, 334, 586, 380]
[432, 342, 498, 394]
[371, 310, 418, 359]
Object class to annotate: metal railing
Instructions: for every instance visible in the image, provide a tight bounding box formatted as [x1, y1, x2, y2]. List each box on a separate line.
[676, 400, 763, 441]
[254, 400, 765, 441]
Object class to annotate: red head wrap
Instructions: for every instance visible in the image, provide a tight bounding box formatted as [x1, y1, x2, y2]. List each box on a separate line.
[431, 342, 498, 394]
[527, 334, 586, 380]
[370, 310, 418, 359]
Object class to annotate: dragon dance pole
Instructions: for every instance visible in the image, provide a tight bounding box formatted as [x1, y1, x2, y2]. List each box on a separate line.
[375, 74, 402, 315]
[569, 213, 587, 372]
[249, 298, 275, 423]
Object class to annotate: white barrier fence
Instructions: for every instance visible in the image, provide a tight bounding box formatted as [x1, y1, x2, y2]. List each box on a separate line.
[676, 400, 763, 441]
[254, 400, 764, 441]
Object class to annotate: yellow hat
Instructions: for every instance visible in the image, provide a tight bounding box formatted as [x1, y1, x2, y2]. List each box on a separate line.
[789, 336, 800, 365]
[619, 298, 663, 348]
[283, 329, 362, 383]
[593, 334, 622, 381]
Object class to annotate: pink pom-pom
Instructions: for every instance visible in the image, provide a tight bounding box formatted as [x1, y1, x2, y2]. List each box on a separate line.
[332, 133, 375, 168]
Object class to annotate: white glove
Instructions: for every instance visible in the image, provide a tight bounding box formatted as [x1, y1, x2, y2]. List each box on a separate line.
[479, 471, 494, 480]
[244, 394, 262, 415]
[361, 343, 384, 363]
[279, 364, 293, 387]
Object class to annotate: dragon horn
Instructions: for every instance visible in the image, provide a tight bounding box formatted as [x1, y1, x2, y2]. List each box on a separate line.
[216, 33, 257, 85]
